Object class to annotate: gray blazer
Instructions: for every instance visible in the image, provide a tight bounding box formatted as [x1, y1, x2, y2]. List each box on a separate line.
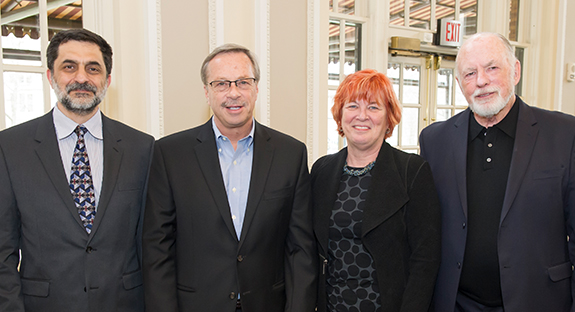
[420, 97, 575, 312]
[0, 110, 154, 312]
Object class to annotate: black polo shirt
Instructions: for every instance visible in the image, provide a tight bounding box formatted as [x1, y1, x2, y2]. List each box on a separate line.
[458, 99, 520, 307]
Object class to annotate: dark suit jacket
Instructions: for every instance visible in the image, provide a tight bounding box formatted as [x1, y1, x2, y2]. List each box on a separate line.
[419, 97, 575, 312]
[311, 142, 441, 312]
[142, 119, 317, 312]
[0, 110, 154, 312]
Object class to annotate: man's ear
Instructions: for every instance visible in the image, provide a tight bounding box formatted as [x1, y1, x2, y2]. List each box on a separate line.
[46, 69, 53, 87]
[514, 59, 521, 85]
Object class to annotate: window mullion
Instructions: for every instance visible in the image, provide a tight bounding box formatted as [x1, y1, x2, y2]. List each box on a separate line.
[38, 0, 52, 111]
[0, 10, 5, 129]
[339, 20, 345, 84]
[404, 0, 410, 27]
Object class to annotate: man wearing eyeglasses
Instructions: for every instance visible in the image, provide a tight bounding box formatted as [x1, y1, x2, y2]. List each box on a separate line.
[142, 43, 317, 312]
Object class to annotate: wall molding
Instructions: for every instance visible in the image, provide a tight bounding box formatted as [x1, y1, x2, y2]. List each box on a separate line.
[255, 0, 270, 126]
[208, 0, 224, 51]
[146, 0, 164, 138]
[307, 0, 321, 164]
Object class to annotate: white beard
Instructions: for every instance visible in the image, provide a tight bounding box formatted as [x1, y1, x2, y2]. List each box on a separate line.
[468, 72, 515, 118]
[468, 86, 512, 118]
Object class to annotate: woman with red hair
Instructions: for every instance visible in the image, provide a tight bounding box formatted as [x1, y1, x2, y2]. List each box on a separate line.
[311, 69, 441, 312]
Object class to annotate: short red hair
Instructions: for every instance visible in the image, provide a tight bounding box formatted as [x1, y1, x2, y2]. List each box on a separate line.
[332, 69, 402, 139]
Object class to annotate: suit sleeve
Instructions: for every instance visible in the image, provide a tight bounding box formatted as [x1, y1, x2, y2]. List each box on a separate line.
[567, 134, 575, 312]
[284, 145, 318, 312]
[419, 128, 430, 160]
[136, 138, 155, 266]
[401, 159, 441, 311]
[142, 142, 178, 312]
[0, 144, 25, 311]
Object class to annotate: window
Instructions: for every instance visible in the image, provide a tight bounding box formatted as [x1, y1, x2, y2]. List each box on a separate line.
[508, 0, 520, 41]
[327, 0, 366, 154]
[508, 0, 525, 97]
[1, 0, 83, 129]
[389, 0, 477, 34]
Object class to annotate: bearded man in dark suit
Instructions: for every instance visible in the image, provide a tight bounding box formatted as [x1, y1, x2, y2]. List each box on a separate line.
[420, 32, 575, 312]
[0, 29, 154, 312]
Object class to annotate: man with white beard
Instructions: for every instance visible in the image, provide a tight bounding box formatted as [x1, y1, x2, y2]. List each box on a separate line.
[419, 32, 575, 312]
[0, 29, 153, 312]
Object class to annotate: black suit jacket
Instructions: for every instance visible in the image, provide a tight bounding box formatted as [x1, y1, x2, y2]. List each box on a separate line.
[0, 110, 154, 312]
[143, 119, 317, 312]
[420, 97, 575, 312]
[311, 142, 441, 312]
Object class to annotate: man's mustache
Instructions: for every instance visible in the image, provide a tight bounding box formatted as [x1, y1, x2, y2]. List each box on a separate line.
[66, 82, 97, 94]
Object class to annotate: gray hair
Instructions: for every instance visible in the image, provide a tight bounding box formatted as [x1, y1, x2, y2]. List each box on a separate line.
[200, 43, 260, 85]
[455, 32, 518, 80]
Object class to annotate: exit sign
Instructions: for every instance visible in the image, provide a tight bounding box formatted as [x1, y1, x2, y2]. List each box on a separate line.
[436, 19, 462, 47]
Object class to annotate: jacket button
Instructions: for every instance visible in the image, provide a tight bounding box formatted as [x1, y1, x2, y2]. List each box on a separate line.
[462, 222, 466, 229]
[229, 292, 236, 299]
[457, 262, 462, 269]
[86, 246, 93, 253]
[237, 255, 244, 262]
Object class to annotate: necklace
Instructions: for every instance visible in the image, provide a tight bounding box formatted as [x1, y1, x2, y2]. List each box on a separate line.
[343, 161, 375, 176]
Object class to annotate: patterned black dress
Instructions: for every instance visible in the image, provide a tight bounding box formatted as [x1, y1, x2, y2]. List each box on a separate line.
[326, 163, 381, 312]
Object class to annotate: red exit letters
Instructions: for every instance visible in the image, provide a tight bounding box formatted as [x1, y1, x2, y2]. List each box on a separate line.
[445, 21, 460, 42]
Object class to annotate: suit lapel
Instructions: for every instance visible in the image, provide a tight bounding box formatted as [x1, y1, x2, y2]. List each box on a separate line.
[313, 149, 347, 255]
[194, 121, 237, 239]
[362, 142, 409, 236]
[500, 101, 538, 224]
[238, 122, 273, 248]
[88, 116, 123, 240]
[34, 111, 86, 231]
[453, 109, 470, 219]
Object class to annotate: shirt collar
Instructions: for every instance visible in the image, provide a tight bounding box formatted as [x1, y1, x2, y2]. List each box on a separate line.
[468, 96, 520, 141]
[495, 97, 519, 138]
[53, 104, 103, 140]
[211, 117, 255, 142]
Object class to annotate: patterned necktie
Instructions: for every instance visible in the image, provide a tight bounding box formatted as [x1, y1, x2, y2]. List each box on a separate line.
[69, 125, 96, 233]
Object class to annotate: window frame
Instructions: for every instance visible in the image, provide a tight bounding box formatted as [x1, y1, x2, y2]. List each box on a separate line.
[327, 1, 368, 154]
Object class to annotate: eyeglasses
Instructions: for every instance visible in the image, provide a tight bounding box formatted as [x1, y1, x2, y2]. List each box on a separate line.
[208, 78, 257, 92]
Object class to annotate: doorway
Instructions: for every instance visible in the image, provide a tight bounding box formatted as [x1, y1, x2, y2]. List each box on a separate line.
[387, 54, 468, 154]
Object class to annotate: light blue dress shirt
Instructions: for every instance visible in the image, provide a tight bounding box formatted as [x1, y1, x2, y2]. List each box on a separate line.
[212, 117, 254, 240]
[53, 105, 104, 208]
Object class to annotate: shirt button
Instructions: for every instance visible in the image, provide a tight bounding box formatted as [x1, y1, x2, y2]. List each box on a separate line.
[232, 215, 236, 220]
[223, 138, 227, 141]
[487, 143, 493, 148]
[233, 160, 237, 165]
[229, 292, 236, 300]
[232, 187, 236, 193]
[486, 158, 492, 163]
[218, 148, 222, 153]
